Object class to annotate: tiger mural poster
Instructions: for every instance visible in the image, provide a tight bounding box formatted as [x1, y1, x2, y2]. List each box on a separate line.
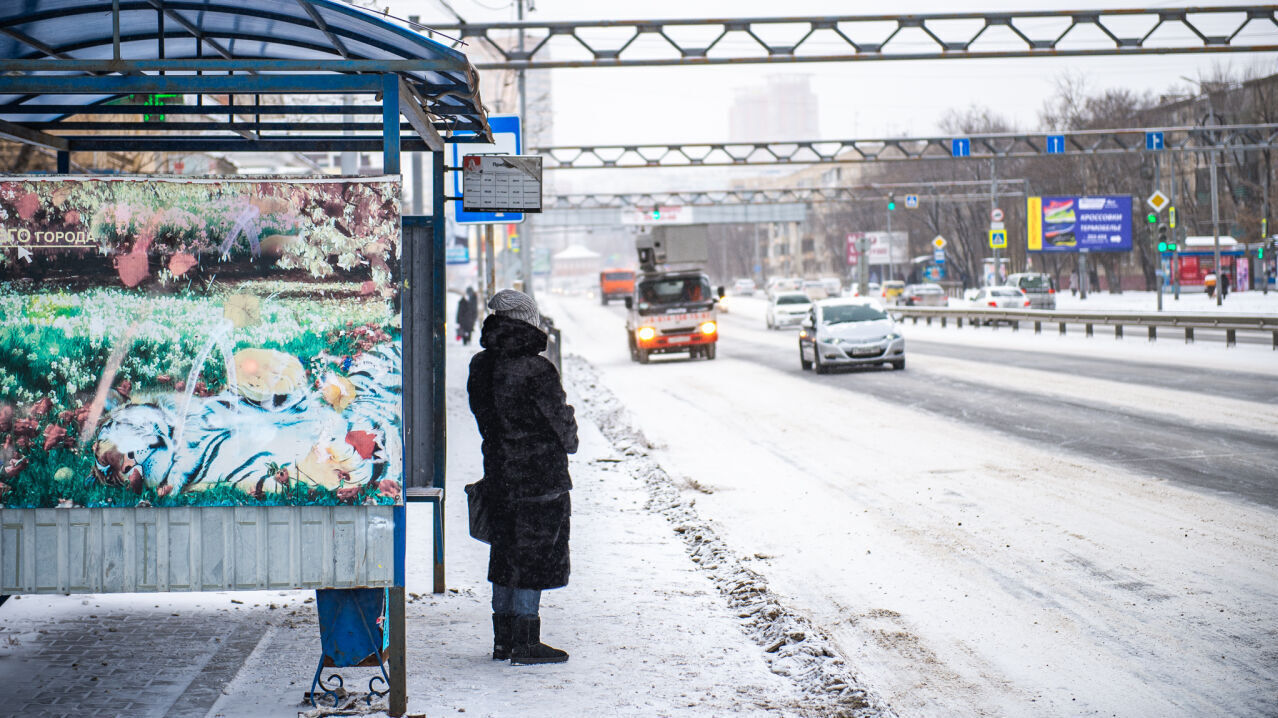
[0, 176, 404, 508]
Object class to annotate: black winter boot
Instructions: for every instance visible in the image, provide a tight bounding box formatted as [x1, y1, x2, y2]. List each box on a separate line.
[510, 615, 568, 665]
[492, 613, 515, 660]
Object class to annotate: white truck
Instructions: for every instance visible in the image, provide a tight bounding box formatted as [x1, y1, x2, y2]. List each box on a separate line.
[623, 228, 723, 363]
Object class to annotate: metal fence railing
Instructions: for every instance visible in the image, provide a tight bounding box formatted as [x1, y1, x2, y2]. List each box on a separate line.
[889, 306, 1278, 349]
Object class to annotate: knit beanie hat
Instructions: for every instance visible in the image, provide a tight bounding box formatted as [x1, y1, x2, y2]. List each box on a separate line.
[488, 289, 541, 328]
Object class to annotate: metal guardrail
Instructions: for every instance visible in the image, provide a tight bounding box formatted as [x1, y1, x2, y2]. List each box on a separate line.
[889, 306, 1278, 349]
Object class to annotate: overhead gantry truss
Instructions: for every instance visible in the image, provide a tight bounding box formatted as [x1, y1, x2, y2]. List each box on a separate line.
[427, 7, 1278, 70]
[543, 180, 1028, 210]
[531, 124, 1278, 169]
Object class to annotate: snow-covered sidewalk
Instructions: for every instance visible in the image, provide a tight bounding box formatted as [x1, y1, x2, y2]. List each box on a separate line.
[202, 335, 881, 717]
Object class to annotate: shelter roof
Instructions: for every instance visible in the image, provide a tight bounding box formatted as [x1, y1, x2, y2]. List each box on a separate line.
[0, 0, 490, 152]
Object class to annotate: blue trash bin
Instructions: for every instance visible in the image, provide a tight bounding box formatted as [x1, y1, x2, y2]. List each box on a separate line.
[311, 588, 389, 707]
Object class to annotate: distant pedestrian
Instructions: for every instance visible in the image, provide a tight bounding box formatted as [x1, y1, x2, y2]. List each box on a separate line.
[1070, 271, 1079, 296]
[1204, 271, 1217, 298]
[1220, 271, 1230, 299]
[456, 286, 478, 345]
[467, 289, 577, 665]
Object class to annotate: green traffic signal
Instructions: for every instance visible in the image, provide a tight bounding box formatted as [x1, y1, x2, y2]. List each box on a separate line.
[1158, 242, 1167, 252]
[651, 207, 661, 220]
[887, 193, 896, 211]
[1146, 212, 1157, 224]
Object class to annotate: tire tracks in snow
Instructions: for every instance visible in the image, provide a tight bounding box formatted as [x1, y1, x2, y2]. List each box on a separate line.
[565, 355, 895, 718]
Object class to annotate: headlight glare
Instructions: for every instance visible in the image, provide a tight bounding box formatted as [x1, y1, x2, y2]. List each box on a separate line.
[637, 326, 657, 341]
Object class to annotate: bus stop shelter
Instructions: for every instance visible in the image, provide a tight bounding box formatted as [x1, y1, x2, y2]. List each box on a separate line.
[0, 1, 491, 713]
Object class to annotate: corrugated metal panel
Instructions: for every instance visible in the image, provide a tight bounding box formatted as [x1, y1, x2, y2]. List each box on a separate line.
[0, 506, 395, 594]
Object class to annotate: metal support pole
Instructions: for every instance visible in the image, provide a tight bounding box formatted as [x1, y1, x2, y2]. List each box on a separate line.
[858, 235, 869, 296]
[1155, 155, 1163, 312]
[517, 0, 535, 299]
[431, 150, 447, 595]
[1211, 148, 1222, 306]
[486, 224, 497, 303]
[886, 200, 893, 282]
[1171, 151, 1180, 300]
[990, 159, 1000, 277]
[56, 151, 69, 174]
[381, 74, 407, 717]
[1078, 250, 1088, 300]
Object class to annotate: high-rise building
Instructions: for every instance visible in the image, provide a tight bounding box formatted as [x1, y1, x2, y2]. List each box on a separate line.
[729, 75, 819, 142]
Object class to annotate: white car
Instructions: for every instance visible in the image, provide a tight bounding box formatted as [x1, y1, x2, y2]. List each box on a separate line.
[964, 286, 1031, 325]
[766, 291, 812, 329]
[730, 278, 757, 296]
[798, 298, 906, 373]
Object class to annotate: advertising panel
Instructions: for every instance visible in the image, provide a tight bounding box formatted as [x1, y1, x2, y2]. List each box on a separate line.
[0, 177, 404, 509]
[1027, 195, 1132, 252]
[845, 231, 908, 265]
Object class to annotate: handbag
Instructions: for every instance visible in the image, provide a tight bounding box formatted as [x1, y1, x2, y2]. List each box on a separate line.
[465, 480, 493, 544]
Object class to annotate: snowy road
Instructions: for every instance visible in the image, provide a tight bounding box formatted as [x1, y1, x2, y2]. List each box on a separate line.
[544, 292, 1278, 718]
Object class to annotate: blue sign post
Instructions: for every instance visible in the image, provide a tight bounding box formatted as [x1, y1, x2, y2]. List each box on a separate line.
[1046, 135, 1066, 154]
[450, 115, 523, 224]
[1145, 131, 1165, 151]
[951, 138, 971, 157]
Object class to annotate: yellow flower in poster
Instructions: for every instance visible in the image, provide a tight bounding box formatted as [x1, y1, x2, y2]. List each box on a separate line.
[223, 293, 261, 328]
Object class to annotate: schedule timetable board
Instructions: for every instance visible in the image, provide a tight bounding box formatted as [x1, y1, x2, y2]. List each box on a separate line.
[461, 155, 543, 213]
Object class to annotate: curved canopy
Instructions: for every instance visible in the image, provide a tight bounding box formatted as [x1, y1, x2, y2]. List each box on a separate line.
[0, 0, 488, 138]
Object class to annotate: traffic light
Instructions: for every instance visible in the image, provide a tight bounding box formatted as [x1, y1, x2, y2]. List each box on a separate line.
[651, 206, 661, 221]
[1169, 206, 1177, 228]
[1146, 212, 1157, 224]
[887, 193, 896, 211]
[1157, 224, 1168, 252]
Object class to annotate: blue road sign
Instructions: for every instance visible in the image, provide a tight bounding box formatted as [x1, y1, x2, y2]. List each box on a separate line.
[951, 138, 970, 157]
[445, 245, 470, 264]
[933, 248, 946, 263]
[1145, 131, 1164, 151]
[450, 115, 523, 224]
[1046, 135, 1066, 154]
[905, 194, 919, 208]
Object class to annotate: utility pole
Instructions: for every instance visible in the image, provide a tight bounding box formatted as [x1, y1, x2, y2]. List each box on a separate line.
[1210, 147, 1222, 306]
[517, 0, 535, 300]
[990, 159, 1000, 281]
[886, 194, 894, 282]
[1155, 154, 1163, 312]
[1170, 151, 1180, 300]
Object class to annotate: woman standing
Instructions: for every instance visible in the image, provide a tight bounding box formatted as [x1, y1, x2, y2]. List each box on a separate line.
[467, 289, 577, 665]
[456, 286, 478, 345]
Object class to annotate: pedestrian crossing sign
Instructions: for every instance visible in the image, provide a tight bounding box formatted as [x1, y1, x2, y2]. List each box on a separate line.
[989, 229, 1008, 249]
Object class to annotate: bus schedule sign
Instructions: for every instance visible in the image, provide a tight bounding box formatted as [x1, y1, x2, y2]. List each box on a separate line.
[461, 155, 543, 213]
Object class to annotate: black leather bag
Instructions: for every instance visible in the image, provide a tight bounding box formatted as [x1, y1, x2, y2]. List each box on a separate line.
[465, 480, 492, 544]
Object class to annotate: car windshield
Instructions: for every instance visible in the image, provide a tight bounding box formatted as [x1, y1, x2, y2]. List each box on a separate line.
[776, 294, 810, 305]
[637, 276, 711, 308]
[912, 286, 942, 294]
[1014, 276, 1050, 290]
[604, 271, 634, 281]
[822, 304, 888, 324]
[991, 288, 1023, 297]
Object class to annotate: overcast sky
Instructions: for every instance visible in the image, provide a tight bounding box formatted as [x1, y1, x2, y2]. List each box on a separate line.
[403, 1, 1277, 193]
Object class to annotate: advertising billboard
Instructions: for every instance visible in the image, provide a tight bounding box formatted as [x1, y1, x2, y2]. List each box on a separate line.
[845, 231, 908, 265]
[0, 176, 404, 510]
[1027, 195, 1132, 252]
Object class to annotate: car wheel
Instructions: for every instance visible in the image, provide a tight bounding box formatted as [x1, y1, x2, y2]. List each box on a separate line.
[704, 343, 716, 360]
[814, 349, 829, 375]
[628, 334, 639, 361]
[891, 359, 905, 371]
[637, 348, 650, 364]
[601, 295, 608, 306]
[800, 345, 812, 371]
